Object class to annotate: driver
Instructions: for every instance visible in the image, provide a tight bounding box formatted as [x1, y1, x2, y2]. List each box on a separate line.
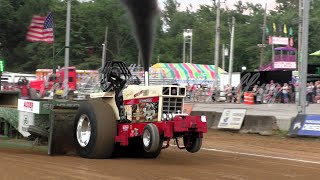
[109, 67, 127, 121]
[111, 67, 122, 80]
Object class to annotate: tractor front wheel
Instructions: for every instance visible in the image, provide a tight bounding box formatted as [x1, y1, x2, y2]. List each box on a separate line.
[140, 123, 162, 158]
[183, 134, 202, 153]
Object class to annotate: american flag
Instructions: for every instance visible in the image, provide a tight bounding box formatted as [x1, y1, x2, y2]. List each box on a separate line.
[26, 12, 54, 43]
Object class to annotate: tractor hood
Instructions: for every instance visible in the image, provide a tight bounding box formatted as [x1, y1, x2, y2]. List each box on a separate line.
[123, 85, 186, 100]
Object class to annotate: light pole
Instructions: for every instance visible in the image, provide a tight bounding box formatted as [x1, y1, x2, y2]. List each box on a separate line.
[241, 66, 247, 72]
[228, 17, 235, 87]
[259, 3, 267, 68]
[63, 0, 71, 98]
[102, 26, 108, 69]
[222, 44, 227, 71]
[102, 43, 106, 69]
[298, 0, 310, 114]
[183, 29, 193, 63]
[213, 0, 226, 98]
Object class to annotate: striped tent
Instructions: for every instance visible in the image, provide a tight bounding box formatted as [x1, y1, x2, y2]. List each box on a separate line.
[149, 63, 225, 80]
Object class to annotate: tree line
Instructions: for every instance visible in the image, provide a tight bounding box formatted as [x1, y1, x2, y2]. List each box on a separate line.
[0, 0, 320, 73]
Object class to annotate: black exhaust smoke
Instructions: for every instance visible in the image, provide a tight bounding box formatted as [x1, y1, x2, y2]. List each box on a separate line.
[121, 0, 159, 72]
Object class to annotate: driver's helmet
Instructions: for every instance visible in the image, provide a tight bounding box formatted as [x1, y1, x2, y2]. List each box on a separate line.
[111, 67, 121, 79]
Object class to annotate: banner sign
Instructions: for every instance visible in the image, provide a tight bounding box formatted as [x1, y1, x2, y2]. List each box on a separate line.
[18, 99, 40, 114]
[274, 62, 296, 69]
[270, 36, 289, 45]
[289, 114, 320, 136]
[17, 99, 50, 114]
[218, 109, 246, 129]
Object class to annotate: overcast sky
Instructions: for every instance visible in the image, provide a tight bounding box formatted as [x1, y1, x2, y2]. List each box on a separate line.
[157, 0, 277, 11]
[80, 0, 277, 10]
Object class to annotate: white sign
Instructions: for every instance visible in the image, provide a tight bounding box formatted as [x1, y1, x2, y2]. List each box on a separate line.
[302, 124, 320, 131]
[18, 111, 35, 137]
[218, 109, 247, 129]
[271, 36, 289, 45]
[18, 99, 40, 114]
[274, 62, 296, 69]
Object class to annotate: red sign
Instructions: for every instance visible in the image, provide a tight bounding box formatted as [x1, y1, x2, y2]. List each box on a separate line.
[274, 62, 296, 69]
[270, 36, 289, 45]
[24, 101, 34, 109]
[124, 97, 159, 105]
[290, 37, 294, 47]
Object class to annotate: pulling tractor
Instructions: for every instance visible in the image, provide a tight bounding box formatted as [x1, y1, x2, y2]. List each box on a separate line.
[65, 61, 207, 159]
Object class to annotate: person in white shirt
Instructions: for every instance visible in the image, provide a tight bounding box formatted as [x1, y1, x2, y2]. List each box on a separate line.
[306, 83, 314, 103]
[281, 83, 289, 103]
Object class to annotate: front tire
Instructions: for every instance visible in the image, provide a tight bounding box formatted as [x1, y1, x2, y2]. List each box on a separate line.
[183, 135, 202, 153]
[74, 99, 117, 159]
[141, 123, 162, 158]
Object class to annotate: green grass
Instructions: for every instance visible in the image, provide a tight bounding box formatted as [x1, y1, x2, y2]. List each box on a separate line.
[0, 137, 48, 153]
[273, 130, 289, 137]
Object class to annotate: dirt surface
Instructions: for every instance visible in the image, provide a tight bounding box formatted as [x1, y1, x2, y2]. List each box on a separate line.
[1, 130, 320, 180]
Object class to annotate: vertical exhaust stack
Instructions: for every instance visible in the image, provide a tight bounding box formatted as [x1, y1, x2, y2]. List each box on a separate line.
[121, 0, 159, 86]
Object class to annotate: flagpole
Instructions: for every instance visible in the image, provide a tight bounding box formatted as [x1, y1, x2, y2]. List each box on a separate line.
[52, 41, 56, 100]
[49, 11, 56, 156]
[53, 44, 55, 74]
[63, 0, 71, 98]
[52, 11, 56, 100]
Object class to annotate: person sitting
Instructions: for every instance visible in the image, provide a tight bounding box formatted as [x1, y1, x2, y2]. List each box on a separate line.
[109, 67, 127, 121]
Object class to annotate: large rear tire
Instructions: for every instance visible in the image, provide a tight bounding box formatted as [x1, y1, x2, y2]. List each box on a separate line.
[183, 135, 202, 153]
[74, 99, 117, 159]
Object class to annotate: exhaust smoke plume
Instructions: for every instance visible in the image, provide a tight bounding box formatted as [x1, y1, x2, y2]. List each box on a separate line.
[121, 0, 159, 72]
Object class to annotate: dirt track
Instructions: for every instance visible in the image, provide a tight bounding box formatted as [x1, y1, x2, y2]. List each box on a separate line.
[1, 131, 320, 180]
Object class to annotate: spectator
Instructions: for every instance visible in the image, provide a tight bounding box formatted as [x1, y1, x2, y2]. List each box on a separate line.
[211, 86, 217, 102]
[265, 82, 275, 103]
[307, 83, 314, 103]
[315, 81, 320, 103]
[186, 83, 191, 101]
[288, 84, 295, 103]
[274, 84, 282, 103]
[190, 84, 196, 102]
[224, 85, 232, 102]
[256, 86, 264, 104]
[281, 83, 289, 103]
[252, 85, 258, 103]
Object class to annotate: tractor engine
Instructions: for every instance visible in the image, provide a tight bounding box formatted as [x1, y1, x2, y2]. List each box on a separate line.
[122, 85, 186, 123]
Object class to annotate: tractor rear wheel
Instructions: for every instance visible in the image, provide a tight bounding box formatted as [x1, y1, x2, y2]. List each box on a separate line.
[74, 99, 117, 159]
[183, 135, 202, 153]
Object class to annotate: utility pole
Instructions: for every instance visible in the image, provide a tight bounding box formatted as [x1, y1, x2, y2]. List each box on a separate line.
[190, 32, 193, 63]
[183, 35, 186, 63]
[101, 26, 108, 69]
[297, 0, 303, 107]
[183, 29, 193, 63]
[138, 50, 141, 67]
[298, 0, 310, 114]
[298, 0, 303, 63]
[259, 3, 267, 68]
[228, 17, 235, 86]
[214, 0, 221, 96]
[63, 0, 71, 98]
[222, 44, 225, 71]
